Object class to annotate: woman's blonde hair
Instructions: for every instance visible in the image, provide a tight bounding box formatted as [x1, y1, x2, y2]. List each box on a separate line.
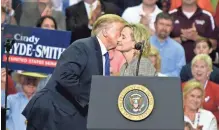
[123, 23, 151, 56]
[147, 46, 161, 72]
[91, 14, 126, 36]
[183, 79, 205, 99]
[191, 54, 213, 72]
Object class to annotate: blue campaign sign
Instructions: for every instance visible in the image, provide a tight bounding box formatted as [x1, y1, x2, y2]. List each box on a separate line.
[1, 25, 71, 74]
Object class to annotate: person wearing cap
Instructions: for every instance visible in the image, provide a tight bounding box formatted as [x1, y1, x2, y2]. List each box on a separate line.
[6, 71, 47, 130]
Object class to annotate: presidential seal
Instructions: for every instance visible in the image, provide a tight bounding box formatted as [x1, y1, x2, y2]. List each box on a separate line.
[118, 84, 154, 121]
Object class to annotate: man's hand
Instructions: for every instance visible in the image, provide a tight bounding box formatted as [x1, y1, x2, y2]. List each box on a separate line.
[41, 5, 52, 17]
[195, 125, 203, 130]
[181, 23, 199, 41]
[89, 1, 102, 26]
[140, 14, 150, 27]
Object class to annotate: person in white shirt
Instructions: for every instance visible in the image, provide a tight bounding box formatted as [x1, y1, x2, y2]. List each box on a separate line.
[122, 0, 162, 33]
[183, 80, 218, 130]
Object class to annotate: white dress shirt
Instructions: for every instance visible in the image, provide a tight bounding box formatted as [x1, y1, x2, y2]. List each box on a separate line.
[184, 109, 218, 130]
[97, 37, 107, 75]
[52, 0, 81, 11]
[84, 0, 98, 19]
[122, 4, 162, 31]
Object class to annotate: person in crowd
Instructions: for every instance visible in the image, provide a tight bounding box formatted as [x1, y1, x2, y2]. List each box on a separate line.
[183, 79, 218, 130]
[147, 45, 166, 76]
[116, 23, 156, 76]
[66, 0, 121, 42]
[169, 0, 215, 63]
[182, 54, 219, 126]
[6, 71, 47, 130]
[22, 14, 126, 130]
[1, 6, 16, 25]
[20, 0, 66, 30]
[1, 68, 16, 107]
[35, 16, 58, 91]
[122, 0, 162, 33]
[150, 12, 186, 77]
[36, 15, 58, 30]
[180, 39, 219, 84]
[1, 0, 21, 25]
[170, 0, 218, 16]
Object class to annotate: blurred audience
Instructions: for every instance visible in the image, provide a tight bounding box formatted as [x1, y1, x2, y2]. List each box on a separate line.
[147, 45, 167, 76]
[170, 0, 216, 63]
[66, 0, 121, 42]
[180, 39, 219, 84]
[117, 23, 156, 76]
[1, 6, 17, 25]
[122, 0, 162, 33]
[20, 0, 66, 30]
[183, 54, 219, 126]
[150, 12, 186, 77]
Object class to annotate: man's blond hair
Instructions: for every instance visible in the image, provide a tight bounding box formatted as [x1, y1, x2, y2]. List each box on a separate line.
[91, 14, 126, 36]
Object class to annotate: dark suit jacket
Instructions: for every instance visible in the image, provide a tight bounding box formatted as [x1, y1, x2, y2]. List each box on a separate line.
[66, 1, 121, 42]
[180, 62, 219, 84]
[102, 0, 141, 13]
[22, 37, 103, 130]
[12, 0, 22, 24]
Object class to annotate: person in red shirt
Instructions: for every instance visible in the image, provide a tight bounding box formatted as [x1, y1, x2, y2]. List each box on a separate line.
[182, 54, 219, 126]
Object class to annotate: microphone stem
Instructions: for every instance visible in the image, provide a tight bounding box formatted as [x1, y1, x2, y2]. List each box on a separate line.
[136, 49, 143, 76]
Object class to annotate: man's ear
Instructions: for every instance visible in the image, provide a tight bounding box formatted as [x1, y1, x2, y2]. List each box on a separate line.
[102, 28, 108, 37]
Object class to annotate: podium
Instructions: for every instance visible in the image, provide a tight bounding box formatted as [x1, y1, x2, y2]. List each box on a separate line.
[87, 76, 184, 130]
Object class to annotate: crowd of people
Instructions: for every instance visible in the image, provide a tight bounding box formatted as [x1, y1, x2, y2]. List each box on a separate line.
[1, 0, 219, 130]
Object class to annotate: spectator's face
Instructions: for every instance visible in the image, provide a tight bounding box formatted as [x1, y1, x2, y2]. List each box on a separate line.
[155, 19, 173, 39]
[148, 55, 156, 66]
[184, 88, 203, 111]
[21, 77, 38, 97]
[41, 18, 56, 30]
[192, 60, 211, 82]
[143, 0, 157, 6]
[105, 22, 124, 50]
[194, 41, 212, 55]
[183, 0, 197, 5]
[116, 27, 135, 52]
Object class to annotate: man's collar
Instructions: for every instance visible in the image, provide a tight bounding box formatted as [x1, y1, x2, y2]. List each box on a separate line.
[97, 37, 107, 56]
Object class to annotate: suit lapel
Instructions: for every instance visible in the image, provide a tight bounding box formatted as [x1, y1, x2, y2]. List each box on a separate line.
[92, 37, 103, 75]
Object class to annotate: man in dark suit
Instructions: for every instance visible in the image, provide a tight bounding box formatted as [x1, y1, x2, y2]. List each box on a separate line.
[66, 0, 122, 42]
[22, 14, 126, 130]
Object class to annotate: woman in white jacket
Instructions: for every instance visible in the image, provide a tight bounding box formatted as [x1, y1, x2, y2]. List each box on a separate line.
[183, 80, 218, 130]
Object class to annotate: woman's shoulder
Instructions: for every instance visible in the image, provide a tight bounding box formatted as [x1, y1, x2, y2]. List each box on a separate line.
[199, 108, 215, 118]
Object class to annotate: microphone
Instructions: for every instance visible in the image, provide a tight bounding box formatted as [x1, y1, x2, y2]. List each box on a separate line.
[134, 40, 145, 50]
[135, 40, 145, 76]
